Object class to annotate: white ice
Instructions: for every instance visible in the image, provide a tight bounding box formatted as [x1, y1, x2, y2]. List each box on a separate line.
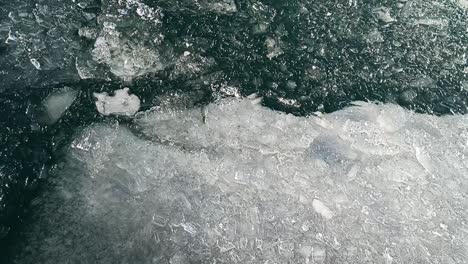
[94, 88, 140, 116]
[15, 97, 468, 263]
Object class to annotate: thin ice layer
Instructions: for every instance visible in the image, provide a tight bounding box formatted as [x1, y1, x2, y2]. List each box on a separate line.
[14, 98, 468, 263]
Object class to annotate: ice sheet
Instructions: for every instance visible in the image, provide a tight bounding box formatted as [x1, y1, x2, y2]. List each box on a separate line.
[13, 98, 468, 263]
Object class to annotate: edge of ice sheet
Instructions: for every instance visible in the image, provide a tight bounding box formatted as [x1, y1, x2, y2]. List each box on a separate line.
[14, 98, 468, 263]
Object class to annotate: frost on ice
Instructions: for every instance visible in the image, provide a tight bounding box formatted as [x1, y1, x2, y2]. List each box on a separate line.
[14, 98, 468, 263]
[94, 88, 140, 116]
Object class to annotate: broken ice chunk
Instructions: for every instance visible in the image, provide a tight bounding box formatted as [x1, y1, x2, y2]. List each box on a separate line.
[372, 7, 396, 23]
[265, 37, 283, 59]
[42, 87, 78, 124]
[93, 88, 140, 116]
[413, 19, 448, 28]
[91, 21, 165, 82]
[208, 0, 237, 13]
[78, 27, 98, 40]
[30, 58, 41, 70]
[312, 199, 333, 220]
[367, 28, 384, 43]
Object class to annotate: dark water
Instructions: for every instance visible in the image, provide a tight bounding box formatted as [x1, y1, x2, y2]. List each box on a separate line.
[0, 0, 467, 261]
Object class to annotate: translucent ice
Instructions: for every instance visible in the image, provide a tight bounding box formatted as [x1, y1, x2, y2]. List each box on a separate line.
[94, 88, 140, 116]
[42, 87, 78, 124]
[13, 98, 468, 263]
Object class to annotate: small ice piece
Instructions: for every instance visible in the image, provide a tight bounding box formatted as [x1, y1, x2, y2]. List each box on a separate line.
[219, 85, 241, 98]
[42, 87, 78, 124]
[208, 0, 237, 13]
[78, 27, 98, 39]
[312, 199, 333, 220]
[413, 19, 448, 27]
[367, 28, 384, 43]
[30, 58, 41, 70]
[5, 29, 17, 44]
[372, 7, 396, 23]
[265, 37, 283, 59]
[93, 88, 140, 116]
[91, 26, 157, 81]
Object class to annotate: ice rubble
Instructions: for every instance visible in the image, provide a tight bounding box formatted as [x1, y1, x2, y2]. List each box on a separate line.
[14, 98, 468, 263]
[91, 20, 164, 82]
[77, 0, 167, 82]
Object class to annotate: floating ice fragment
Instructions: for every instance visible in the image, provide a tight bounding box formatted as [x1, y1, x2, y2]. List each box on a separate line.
[207, 0, 237, 13]
[367, 28, 384, 43]
[373, 7, 396, 23]
[312, 199, 333, 220]
[78, 27, 98, 39]
[265, 37, 283, 59]
[414, 19, 448, 27]
[42, 87, 78, 124]
[219, 85, 241, 98]
[5, 29, 17, 44]
[30, 58, 41, 70]
[91, 19, 165, 81]
[94, 88, 140, 116]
